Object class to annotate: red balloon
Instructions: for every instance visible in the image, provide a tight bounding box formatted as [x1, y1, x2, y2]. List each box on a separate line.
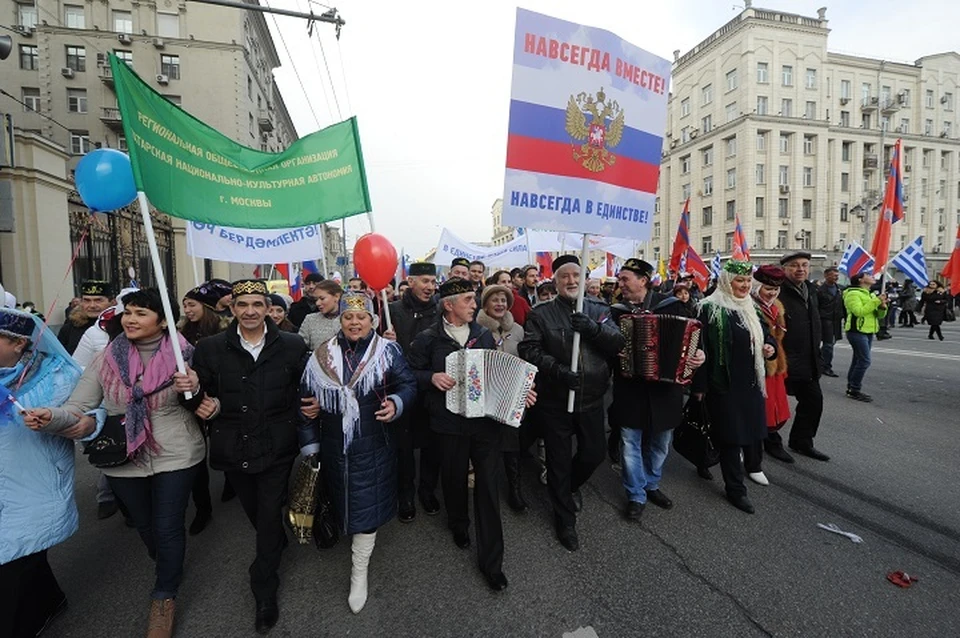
[353, 233, 398, 290]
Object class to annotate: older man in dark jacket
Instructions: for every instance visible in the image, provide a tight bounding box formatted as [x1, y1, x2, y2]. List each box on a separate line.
[407, 278, 535, 593]
[386, 262, 442, 522]
[778, 252, 830, 462]
[519, 255, 624, 552]
[192, 279, 309, 633]
[816, 267, 844, 377]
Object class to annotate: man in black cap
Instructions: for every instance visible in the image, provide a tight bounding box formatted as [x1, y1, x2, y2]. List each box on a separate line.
[518, 255, 624, 551]
[385, 262, 443, 521]
[450, 257, 471, 281]
[816, 266, 844, 377]
[777, 251, 830, 462]
[607, 259, 705, 520]
[58, 279, 115, 355]
[191, 279, 309, 633]
[287, 273, 325, 328]
[407, 277, 535, 591]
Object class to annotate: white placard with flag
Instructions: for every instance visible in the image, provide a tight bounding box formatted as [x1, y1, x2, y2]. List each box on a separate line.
[891, 237, 929, 286]
[186, 222, 325, 264]
[501, 9, 670, 240]
[433, 228, 544, 268]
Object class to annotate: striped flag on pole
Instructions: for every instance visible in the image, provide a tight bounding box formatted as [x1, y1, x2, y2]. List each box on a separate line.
[838, 242, 875, 277]
[710, 251, 722, 278]
[891, 237, 929, 287]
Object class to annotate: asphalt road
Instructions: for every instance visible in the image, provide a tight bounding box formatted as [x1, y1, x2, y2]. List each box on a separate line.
[45, 322, 960, 637]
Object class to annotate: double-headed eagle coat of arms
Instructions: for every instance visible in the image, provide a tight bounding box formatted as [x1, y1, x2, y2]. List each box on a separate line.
[565, 88, 625, 173]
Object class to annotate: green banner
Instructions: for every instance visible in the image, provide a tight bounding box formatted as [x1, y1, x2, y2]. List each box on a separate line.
[110, 54, 371, 229]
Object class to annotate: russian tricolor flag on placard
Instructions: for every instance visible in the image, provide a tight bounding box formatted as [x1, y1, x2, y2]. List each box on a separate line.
[502, 9, 670, 241]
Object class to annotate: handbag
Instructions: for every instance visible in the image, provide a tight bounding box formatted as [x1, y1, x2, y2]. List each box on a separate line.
[82, 414, 130, 468]
[672, 396, 720, 469]
[312, 470, 339, 550]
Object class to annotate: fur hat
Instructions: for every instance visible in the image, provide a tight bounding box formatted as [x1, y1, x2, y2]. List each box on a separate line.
[480, 284, 514, 310]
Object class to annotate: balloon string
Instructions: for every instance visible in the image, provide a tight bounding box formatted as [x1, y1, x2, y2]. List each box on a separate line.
[16, 216, 92, 391]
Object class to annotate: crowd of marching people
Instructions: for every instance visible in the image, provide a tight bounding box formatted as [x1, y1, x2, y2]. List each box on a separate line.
[0, 252, 956, 637]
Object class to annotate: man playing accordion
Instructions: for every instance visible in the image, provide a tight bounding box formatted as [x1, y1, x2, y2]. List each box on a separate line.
[607, 259, 705, 521]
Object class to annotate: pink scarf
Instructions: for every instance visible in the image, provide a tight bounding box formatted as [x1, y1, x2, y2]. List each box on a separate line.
[101, 332, 194, 459]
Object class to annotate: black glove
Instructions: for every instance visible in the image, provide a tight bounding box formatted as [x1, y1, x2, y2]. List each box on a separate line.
[559, 367, 581, 391]
[570, 312, 601, 339]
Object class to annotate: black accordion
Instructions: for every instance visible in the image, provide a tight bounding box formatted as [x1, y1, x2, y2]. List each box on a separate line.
[618, 314, 702, 385]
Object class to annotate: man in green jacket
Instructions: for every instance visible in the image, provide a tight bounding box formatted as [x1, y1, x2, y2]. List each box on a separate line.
[842, 271, 888, 402]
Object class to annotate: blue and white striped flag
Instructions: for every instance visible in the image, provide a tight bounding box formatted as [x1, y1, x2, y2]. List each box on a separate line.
[891, 236, 929, 286]
[839, 242, 875, 277]
[710, 251, 722, 277]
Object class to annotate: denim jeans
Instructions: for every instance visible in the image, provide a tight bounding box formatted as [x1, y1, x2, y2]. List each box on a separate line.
[108, 463, 200, 600]
[620, 428, 672, 504]
[846, 332, 873, 392]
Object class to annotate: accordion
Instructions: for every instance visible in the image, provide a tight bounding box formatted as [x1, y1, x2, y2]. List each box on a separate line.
[619, 313, 702, 385]
[445, 349, 538, 428]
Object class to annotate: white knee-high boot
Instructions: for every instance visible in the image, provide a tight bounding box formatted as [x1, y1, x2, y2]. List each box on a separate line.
[348, 532, 377, 613]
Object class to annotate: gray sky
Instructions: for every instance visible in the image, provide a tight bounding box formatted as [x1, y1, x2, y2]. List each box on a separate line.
[264, 0, 959, 260]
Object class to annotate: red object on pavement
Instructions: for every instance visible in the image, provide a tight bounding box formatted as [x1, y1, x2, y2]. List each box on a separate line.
[886, 570, 919, 588]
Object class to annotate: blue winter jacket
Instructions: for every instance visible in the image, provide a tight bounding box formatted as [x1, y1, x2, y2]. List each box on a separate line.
[1, 351, 82, 564]
[298, 332, 417, 535]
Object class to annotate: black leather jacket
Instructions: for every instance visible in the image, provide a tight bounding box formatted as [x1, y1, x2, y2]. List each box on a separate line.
[518, 296, 624, 411]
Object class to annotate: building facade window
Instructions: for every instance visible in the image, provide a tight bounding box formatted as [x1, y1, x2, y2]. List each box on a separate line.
[805, 101, 816, 119]
[841, 172, 850, 192]
[727, 168, 737, 189]
[840, 110, 850, 127]
[681, 98, 690, 117]
[680, 155, 691, 174]
[782, 65, 793, 86]
[778, 198, 789, 218]
[779, 165, 789, 186]
[65, 46, 86, 72]
[840, 80, 851, 99]
[842, 141, 852, 161]
[67, 88, 87, 113]
[22, 87, 41, 113]
[779, 134, 790, 153]
[17, 3, 38, 28]
[726, 200, 736, 221]
[70, 131, 91, 155]
[756, 197, 765, 218]
[115, 50, 133, 65]
[726, 69, 738, 91]
[900, 118, 910, 134]
[19, 45, 38, 70]
[702, 84, 713, 105]
[725, 232, 735, 252]
[781, 99, 793, 118]
[756, 164, 765, 184]
[901, 89, 911, 106]
[778, 230, 788, 248]
[157, 12, 180, 38]
[757, 132, 766, 151]
[802, 199, 813, 218]
[160, 54, 180, 79]
[702, 114, 712, 132]
[726, 136, 737, 157]
[926, 89, 934, 108]
[64, 5, 85, 29]
[726, 102, 738, 123]
[840, 203, 849, 222]
[682, 183, 691, 200]
[945, 93, 954, 111]
[757, 96, 768, 115]
[757, 62, 768, 83]
[702, 236, 713, 254]
[755, 230, 765, 249]
[703, 175, 713, 195]
[702, 206, 713, 226]
[806, 68, 817, 89]
[702, 146, 713, 166]
[113, 10, 132, 34]
[862, 83, 872, 101]
[804, 135, 815, 154]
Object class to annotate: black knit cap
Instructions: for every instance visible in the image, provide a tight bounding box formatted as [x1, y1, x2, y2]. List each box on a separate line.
[439, 277, 474, 299]
[409, 262, 437, 277]
[551, 254, 580, 272]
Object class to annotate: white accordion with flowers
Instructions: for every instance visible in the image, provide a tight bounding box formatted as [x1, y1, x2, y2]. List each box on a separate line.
[444, 349, 538, 427]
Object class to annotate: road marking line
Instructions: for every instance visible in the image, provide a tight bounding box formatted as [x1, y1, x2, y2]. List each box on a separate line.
[834, 343, 960, 361]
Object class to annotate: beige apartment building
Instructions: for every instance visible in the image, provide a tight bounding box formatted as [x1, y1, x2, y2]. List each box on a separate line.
[1, 0, 342, 307]
[654, 2, 960, 274]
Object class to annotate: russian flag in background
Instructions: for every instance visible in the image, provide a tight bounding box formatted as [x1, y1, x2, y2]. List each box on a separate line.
[732, 214, 750, 261]
[536, 251, 553, 279]
[289, 263, 302, 301]
[669, 198, 691, 273]
[302, 260, 319, 276]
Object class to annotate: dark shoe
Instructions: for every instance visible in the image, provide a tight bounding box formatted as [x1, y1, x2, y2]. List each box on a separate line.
[645, 489, 673, 510]
[504, 453, 528, 513]
[696, 466, 714, 481]
[789, 444, 831, 462]
[764, 444, 796, 464]
[624, 501, 645, 521]
[419, 491, 441, 516]
[220, 480, 236, 503]
[822, 368, 839, 377]
[928, 335, 935, 340]
[97, 500, 119, 520]
[453, 530, 471, 549]
[189, 509, 212, 536]
[845, 389, 873, 403]
[556, 526, 580, 552]
[398, 494, 416, 523]
[255, 599, 279, 635]
[37, 594, 68, 636]
[484, 571, 509, 592]
[726, 494, 755, 514]
[571, 489, 583, 513]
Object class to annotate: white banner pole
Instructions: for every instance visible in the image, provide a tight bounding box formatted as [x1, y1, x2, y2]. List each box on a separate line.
[136, 191, 191, 399]
[566, 233, 590, 413]
[319, 224, 330, 278]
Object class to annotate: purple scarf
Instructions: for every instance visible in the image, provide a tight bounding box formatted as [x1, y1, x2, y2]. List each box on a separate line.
[101, 332, 194, 459]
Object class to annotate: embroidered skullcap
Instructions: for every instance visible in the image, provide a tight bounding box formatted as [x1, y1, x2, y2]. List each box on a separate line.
[439, 277, 474, 299]
[231, 279, 269, 298]
[621, 258, 654, 278]
[0, 308, 34, 339]
[451, 257, 471, 270]
[338, 291, 374, 316]
[184, 282, 226, 309]
[80, 279, 115, 298]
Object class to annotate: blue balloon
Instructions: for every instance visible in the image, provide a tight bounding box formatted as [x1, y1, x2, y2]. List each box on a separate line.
[74, 148, 137, 212]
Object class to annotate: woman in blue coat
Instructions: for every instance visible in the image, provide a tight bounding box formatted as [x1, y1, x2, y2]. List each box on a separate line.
[0, 308, 89, 637]
[299, 292, 416, 615]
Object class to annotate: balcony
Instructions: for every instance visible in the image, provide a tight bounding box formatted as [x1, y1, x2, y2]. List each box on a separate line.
[880, 98, 900, 114]
[257, 110, 273, 133]
[99, 65, 114, 86]
[101, 107, 123, 131]
[863, 154, 879, 171]
[861, 96, 879, 112]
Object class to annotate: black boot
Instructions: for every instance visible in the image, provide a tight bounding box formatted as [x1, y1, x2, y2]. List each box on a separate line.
[504, 452, 528, 513]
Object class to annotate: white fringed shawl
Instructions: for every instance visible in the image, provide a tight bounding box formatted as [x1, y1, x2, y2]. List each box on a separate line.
[302, 332, 398, 454]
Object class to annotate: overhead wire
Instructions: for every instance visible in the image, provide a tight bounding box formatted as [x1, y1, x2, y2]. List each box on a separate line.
[262, 0, 323, 130]
[0, 88, 73, 134]
[312, 27, 341, 120]
[291, 0, 334, 123]
[335, 37, 353, 117]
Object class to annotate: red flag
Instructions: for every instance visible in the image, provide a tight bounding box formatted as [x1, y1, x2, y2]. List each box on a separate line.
[668, 198, 691, 273]
[535, 251, 553, 279]
[605, 252, 616, 277]
[870, 139, 904, 273]
[941, 225, 960, 296]
[274, 263, 289, 281]
[732, 213, 750, 260]
[684, 246, 711, 292]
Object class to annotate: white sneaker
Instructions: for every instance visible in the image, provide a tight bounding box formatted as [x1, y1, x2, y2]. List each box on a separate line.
[748, 471, 770, 486]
